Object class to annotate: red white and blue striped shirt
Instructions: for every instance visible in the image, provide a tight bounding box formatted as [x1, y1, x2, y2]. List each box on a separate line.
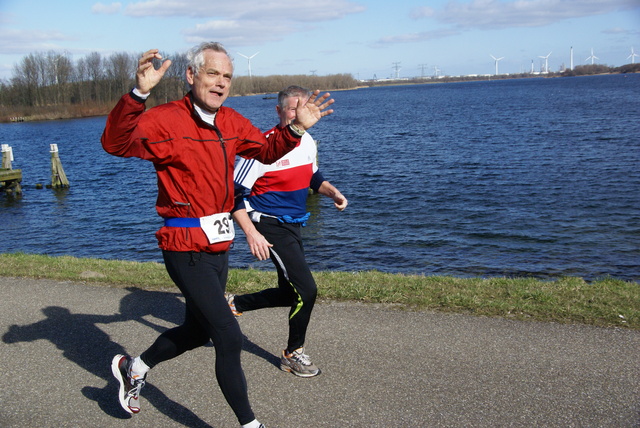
[234, 126, 325, 219]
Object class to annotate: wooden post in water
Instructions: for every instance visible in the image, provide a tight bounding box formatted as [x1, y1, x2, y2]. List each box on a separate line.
[49, 144, 69, 188]
[1, 144, 12, 169]
[1, 144, 22, 194]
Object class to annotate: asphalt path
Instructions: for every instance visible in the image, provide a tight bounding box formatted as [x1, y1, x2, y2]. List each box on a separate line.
[1, 277, 639, 427]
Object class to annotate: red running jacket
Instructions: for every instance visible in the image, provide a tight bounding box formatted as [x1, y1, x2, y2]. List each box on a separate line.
[101, 91, 300, 253]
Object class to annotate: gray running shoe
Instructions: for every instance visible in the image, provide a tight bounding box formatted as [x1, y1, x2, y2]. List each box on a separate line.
[280, 348, 320, 377]
[225, 292, 243, 316]
[111, 354, 146, 414]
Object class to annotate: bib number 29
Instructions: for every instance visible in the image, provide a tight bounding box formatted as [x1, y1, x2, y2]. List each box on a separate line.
[200, 213, 235, 244]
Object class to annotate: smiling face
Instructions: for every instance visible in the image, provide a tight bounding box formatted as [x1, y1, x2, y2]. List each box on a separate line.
[186, 49, 233, 113]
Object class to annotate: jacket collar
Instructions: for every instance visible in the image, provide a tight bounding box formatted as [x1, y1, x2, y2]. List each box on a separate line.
[186, 92, 219, 128]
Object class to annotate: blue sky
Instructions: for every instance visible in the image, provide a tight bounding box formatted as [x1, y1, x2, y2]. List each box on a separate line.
[0, 0, 638, 81]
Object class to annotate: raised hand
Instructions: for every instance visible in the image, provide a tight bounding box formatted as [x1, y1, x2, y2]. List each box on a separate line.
[292, 90, 335, 131]
[135, 49, 172, 94]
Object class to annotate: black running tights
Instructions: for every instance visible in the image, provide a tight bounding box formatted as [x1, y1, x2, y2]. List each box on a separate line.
[140, 250, 255, 425]
[234, 217, 317, 353]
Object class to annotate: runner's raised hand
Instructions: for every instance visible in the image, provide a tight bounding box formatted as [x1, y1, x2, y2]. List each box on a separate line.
[135, 49, 172, 94]
[292, 90, 335, 131]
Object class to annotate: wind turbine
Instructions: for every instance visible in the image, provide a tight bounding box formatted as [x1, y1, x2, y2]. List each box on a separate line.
[570, 46, 574, 70]
[538, 52, 551, 73]
[585, 48, 598, 65]
[237, 51, 259, 78]
[628, 47, 639, 64]
[490, 54, 504, 75]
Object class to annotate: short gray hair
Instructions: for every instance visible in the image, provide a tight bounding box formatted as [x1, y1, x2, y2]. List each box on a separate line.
[278, 85, 311, 110]
[187, 42, 232, 75]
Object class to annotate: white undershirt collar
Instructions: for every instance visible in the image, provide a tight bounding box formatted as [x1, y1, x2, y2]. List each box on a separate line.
[194, 104, 217, 126]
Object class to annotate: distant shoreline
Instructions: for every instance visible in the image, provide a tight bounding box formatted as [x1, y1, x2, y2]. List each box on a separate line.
[2, 70, 636, 124]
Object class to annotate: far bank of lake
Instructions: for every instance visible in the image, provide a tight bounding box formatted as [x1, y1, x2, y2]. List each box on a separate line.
[3, 70, 636, 123]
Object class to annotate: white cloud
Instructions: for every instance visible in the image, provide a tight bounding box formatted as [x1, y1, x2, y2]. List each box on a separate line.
[91, 2, 122, 15]
[435, 0, 640, 30]
[373, 29, 461, 47]
[381, 0, 640, 48]
[602, 27, 635, 35]
[0, 28, 70, 54]
[124, 0, 365, 21]
[136, 0, 366, 47]
[188, 18, 299, 48]
[182, 19, 290, 46]
[410, 6, 435, 19]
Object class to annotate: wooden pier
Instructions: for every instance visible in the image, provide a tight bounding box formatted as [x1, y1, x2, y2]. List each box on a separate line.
[1, 144, 22, 194]
[1, 143, 70, 194]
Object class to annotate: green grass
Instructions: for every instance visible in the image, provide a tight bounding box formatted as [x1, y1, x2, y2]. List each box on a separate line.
[1, 252, 638, 329]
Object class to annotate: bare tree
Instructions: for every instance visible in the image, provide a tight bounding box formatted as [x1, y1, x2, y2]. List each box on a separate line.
[46, 51, 73, 104]
[105, 52, 136, 101]
[74, 56, 89, 104]
[85, 52, 104, 103]
[13, 54, 41, 106]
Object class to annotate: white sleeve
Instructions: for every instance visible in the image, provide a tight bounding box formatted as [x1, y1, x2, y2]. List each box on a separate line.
[234, 156, 265, 191]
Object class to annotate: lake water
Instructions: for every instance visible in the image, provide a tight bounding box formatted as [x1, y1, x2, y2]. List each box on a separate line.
[1, 74, 639, 281]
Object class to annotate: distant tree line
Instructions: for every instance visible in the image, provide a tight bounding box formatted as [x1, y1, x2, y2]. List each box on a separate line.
[0, 50, 358, 121]
[3, 50, 635, 121]
[363, 63, 640, 88]
[561, 63, 640, 76]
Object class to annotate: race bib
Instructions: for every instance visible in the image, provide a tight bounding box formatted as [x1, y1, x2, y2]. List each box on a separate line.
[200, 213, 235, 244]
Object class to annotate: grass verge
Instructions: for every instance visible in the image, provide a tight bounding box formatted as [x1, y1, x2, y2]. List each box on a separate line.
[0, 252, 638, 329]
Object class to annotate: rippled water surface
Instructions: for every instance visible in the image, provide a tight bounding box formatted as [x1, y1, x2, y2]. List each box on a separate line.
[2, 74, 639, 281]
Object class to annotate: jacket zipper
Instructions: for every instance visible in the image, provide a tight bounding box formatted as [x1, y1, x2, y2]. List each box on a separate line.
[213, 127, 229, 213]
[191, 100, 229, 216]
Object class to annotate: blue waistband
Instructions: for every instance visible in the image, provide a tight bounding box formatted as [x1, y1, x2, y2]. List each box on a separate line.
[164, 217, 200, 228]
[278, 212, 311, 226]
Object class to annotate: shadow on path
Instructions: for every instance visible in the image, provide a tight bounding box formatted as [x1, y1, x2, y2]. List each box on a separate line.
[2, 287, 278, 427]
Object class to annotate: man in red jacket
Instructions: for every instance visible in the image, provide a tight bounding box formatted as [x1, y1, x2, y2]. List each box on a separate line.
[103, 42, 333, 428]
